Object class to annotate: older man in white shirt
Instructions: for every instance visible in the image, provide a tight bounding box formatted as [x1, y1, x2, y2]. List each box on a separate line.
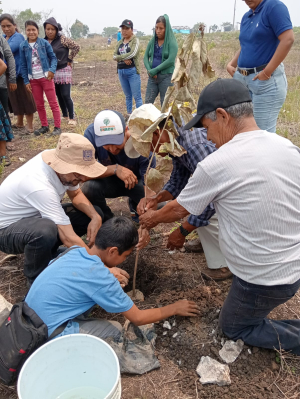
[139, 79, 300, 354]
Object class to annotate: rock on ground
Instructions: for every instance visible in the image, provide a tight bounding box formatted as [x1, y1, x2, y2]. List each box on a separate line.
[219, 339, 244, 364]
[196, 356, 231, 386]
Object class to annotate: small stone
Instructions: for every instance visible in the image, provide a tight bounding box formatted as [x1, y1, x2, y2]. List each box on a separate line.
[19, 157, 26, 162]
[271, 361, 280, 371]
[172, 332, 178, 338]
[252, 346, 260, 354]
[172, 320, 176, 327]
[168, 250, 176, 255]
[196, 356, 231, 386]
[219, 339, 244, 364]
[163, 331, 167, 336]
[163, 321, 172, 330]
[248, 349, 252, 354]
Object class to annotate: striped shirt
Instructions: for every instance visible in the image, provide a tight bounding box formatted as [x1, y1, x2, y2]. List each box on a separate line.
[164, 124, 216, 227]
[178, 130, 300, 285]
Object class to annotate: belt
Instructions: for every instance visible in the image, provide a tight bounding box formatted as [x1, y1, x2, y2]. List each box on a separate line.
[237, 64, 268, 76]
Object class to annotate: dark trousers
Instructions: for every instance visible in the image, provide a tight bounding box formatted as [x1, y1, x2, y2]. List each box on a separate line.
[55, 83, 74, 119]
[82, 176, 144, 222]
[0, 203, 103, 282]
[0, 88, 11, 124]
[145, 73, 173, 106]
[219, 275, 300, 355]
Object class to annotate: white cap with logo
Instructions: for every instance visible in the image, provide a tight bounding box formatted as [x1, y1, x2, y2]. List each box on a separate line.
[93, 110, 126, 147]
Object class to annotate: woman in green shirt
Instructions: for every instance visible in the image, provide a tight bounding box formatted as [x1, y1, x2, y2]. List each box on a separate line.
[144, 14, 178, 106]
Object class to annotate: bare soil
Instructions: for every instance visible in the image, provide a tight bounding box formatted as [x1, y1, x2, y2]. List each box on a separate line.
[1, 35, 300, 398]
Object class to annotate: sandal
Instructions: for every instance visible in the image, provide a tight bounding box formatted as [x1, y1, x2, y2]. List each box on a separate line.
[11, 124, 24, 129]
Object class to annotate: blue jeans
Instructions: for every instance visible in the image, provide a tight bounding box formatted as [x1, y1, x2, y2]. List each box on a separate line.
[219, 276, 300, 355]
[145, 73, 173, 106]
[233, 63, 287, 133]
[118, 67, 143, 114]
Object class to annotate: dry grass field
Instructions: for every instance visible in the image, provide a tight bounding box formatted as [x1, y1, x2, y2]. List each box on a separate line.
[0, 31, 299, 399]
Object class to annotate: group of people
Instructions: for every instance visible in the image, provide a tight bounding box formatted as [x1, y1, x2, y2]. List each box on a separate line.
[113, 14, 178, 118]
[0, 14, 80, 165]
[0, 0, 299, 365]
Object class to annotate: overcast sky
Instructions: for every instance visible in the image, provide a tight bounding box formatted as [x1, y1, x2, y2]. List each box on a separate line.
[4, 0, 300, 35]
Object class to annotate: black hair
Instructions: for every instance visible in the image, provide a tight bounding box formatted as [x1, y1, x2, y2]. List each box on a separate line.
[156, 16, 166, 27]
[158, 118, 167, 130]
[95, 216, 138, 254]
[57, 23, 63, 32]
[0, 13, 16, 25]
[25, 20, 39, 31]
[0, 13, 19, 32]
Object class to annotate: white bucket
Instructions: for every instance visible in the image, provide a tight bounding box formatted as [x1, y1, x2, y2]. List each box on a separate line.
[17, 334, 121, 399]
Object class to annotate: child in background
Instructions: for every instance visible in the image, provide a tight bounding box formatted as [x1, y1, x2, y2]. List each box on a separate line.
[19, 20, 61, 136]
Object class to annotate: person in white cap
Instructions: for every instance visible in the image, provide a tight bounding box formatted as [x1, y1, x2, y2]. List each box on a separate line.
[82, 109, 156, 223]
[0, 133, 109, 285]
[125, 104, 231, 281]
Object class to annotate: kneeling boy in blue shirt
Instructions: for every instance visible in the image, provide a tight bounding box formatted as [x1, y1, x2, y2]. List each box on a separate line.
[26, 217, 199, 340]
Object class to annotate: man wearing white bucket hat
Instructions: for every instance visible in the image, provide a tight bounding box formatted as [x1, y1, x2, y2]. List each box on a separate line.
[82, 110, 156, 223]
[0, 133, 107, 285]
[125, 103, 231, 281]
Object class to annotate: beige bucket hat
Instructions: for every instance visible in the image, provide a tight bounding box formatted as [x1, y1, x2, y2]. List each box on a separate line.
[42, 133, 107, 178]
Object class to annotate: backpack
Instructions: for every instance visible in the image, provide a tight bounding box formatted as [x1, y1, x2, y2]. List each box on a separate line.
[0, 301, 48, 385]
[0, 247, 77, 385]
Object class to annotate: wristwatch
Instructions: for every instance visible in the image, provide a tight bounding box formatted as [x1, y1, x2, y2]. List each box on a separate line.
[179, 225, 190, 237]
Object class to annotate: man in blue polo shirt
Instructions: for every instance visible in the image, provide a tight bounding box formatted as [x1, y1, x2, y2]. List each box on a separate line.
[83, 110, 156, 222]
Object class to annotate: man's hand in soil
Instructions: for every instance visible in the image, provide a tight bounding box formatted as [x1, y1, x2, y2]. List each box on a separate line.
[168, 222, 197, 250]
[136, 227, 150, 250]
[109, 267, 130, 288]
[137, 196, 158, 215]
[86, 215, 102, 248]
[116, 165, 138, 190]
[167, 228, 186, 250]
[174, 300, 200, 317]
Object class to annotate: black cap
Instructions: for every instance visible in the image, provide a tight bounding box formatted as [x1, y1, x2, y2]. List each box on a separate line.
[184, 78, 252, 130]
[120, 19, 133, 29]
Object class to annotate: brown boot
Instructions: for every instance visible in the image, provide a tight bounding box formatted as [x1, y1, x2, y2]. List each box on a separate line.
[201, 267, 233, 281]
[184, 238, 204, 253]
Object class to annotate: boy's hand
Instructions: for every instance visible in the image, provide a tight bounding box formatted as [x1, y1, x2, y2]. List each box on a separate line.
[174, 300, 200, 317]
[110, 267, 130, 287]
[136, 227, 150, 250]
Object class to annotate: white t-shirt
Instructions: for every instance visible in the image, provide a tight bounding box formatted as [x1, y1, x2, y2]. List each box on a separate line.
[0, 152, 79, 229]
[178, 130, 300, 286]
[29, 42, 47, 79]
